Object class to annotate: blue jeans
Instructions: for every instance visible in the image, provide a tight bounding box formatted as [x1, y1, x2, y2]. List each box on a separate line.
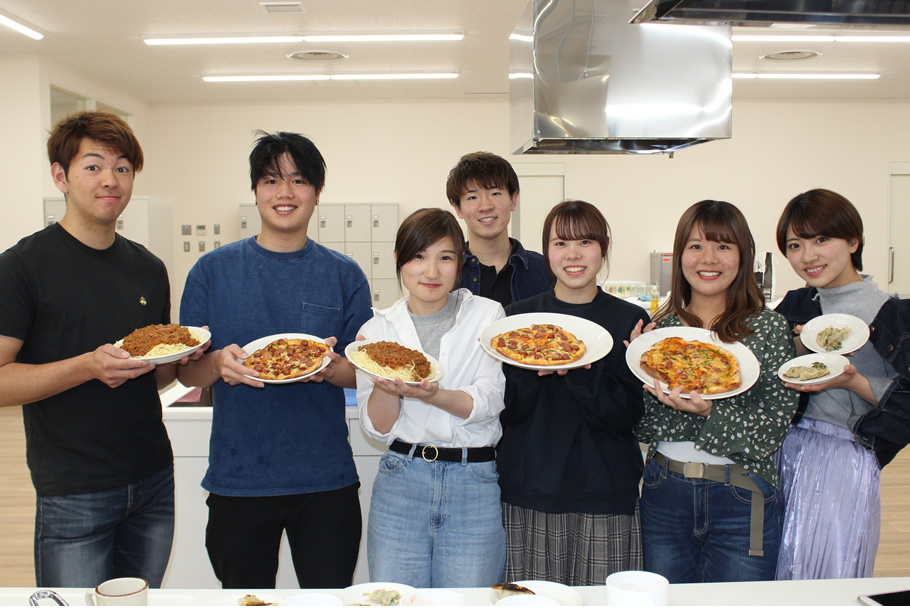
[367, 448, 506, 588]
[35, 465, 175, 588]
[640, 458, 781, 583]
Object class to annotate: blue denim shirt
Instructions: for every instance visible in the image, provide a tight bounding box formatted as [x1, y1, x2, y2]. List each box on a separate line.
[459, 239, 551, 304]
[776, 287, 910, 467]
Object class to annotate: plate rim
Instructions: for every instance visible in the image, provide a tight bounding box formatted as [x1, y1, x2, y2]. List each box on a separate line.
[800, 313, 870, 355]
[118, 325, 211, 365]
[344, 339, 443, 385]
[624, 326, 761, 400]
[479, 311, 614, 372]
[487, 580, 583, 606]
[238, 332, 331, 384]
[777, 352, 850, 385]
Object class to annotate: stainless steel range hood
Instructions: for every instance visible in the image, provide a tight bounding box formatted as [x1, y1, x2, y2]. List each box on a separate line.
[510, 0, 732, 155]
[631, 1, 910, 28]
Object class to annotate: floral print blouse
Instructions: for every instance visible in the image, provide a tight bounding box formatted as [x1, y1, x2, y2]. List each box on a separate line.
[634, 309, 799, 485]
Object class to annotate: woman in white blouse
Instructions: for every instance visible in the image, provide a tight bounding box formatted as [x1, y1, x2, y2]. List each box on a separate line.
[355, 208, 507, 588]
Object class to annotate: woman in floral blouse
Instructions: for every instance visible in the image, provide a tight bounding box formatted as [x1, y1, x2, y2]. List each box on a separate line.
[633, 200, 798, 583]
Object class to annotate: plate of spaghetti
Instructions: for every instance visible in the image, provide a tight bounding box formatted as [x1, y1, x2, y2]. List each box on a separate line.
[115, 324, 210, 365]
[345, 340, 443, 385]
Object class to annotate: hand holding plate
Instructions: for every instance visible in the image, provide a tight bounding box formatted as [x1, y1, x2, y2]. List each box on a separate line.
[91, 344, 155, 388]
[218, 344, 264, 388]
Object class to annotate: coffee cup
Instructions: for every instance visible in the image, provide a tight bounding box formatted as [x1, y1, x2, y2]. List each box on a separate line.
[606, 570, 669, 606]
[85, 577, 149, 606]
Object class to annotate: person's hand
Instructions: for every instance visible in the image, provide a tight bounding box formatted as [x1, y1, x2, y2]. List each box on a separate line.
[784, 363, 860, 393]
[372, 376, 439, 400]
[624, 319, 657, 348]
[537, 364, 592, 377]
[216, 344, 265, 388]
[90, 344, 156, 388]
[305, 336, 339, 383]
[177, 325, 211, 365]
[646, 377, 712, 417]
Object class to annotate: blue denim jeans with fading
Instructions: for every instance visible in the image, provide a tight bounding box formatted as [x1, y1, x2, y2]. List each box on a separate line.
[640, 458, 782, 583]
[367, 448, 506, 588]
[35, 465, 175, 588]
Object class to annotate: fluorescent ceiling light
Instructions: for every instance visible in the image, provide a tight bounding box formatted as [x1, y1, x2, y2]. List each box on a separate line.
[303, 33, 462, 42]
[0, 13, 44, 40]
[145, 36, 303, 45]
[145, 33, 462, 46]
[733, 34, 910, 43]
[733, 73, 880, 80]
[204, 73, 458, 82]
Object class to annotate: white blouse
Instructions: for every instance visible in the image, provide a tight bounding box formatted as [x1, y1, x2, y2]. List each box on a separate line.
[356, 288, 506, 448]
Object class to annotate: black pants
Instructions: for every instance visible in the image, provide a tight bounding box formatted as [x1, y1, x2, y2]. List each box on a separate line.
[205, 482, 361, 588]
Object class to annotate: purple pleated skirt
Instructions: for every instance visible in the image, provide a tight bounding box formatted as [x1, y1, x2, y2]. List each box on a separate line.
[775, 417, 881, 580]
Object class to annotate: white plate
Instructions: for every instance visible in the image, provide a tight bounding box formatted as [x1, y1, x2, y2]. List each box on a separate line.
[345, 340, 443, 385]
[342, 582, 417, 606]
[488, 581, 582, 606]
[402, 589, 467, 606]
[116, 326, 210, 365]
[479, 312, 614, 371]
[239, 333, 331, 384]
[777, 353, 850, 385]
[625, 326, 761, 400]
[801, 313, 870, 355]
[279, 592, 342, 606]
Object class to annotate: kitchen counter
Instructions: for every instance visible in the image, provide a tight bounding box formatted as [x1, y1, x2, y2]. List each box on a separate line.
[11, 576, 910, 606]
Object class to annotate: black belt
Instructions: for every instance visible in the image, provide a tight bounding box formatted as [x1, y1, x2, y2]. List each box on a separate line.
[653, 452, 766, 558]
[389, 439, 496, 463]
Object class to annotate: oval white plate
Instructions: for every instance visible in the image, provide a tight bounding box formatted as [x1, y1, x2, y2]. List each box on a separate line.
[489, 581, 581, 606]
[345, 340, 443, 385]
[116, 326, 210, 365]
[479, 312, 613, 372]
[777, 353, 850, 385]
[625, 326, 761, 400]
[341, 582, 417, 606]
[800, 313, 870, 355]
[239, 333, 331, 384]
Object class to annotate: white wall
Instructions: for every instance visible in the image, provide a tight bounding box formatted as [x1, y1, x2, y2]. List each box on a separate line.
[141, 97, 910, 316]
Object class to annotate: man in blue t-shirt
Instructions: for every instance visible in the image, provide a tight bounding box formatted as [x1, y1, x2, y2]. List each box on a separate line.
[445, 152, 551, 307]
[178, 131, 372, 588]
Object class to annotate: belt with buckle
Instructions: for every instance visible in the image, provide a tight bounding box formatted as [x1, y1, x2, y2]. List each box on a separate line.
[389, 439, 496, 463]
[653, 451, 767, 558]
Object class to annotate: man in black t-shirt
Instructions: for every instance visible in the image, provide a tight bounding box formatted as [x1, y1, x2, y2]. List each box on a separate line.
[445, 152, 550, 307]
[0, 111, 203, 588]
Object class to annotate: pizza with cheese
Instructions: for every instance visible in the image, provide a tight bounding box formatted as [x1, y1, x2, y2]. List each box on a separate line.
[243, 337, 328, 381]
[491, 324, 586, 366]
[640, 336, 741, 394]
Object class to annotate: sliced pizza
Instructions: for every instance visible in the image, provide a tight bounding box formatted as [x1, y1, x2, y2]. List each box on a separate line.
[640, 336, 741, 395]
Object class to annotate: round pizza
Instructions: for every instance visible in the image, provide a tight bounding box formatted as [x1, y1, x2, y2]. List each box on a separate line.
[243, 337, 329, 380]
[491, 323, 586, 366]
[640, 336, 741, 394]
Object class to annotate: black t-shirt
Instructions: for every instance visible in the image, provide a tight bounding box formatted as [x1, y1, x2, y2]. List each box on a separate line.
[0, 224, 174, 496]
[474, 241, 519, 307]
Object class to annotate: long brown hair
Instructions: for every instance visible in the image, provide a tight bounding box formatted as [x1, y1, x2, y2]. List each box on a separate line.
[656, 200, 764, 343]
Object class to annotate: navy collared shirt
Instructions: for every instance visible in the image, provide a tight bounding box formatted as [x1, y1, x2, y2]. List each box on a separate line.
[459, 238, 551, 307]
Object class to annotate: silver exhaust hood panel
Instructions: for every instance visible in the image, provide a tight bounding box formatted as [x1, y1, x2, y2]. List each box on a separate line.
[631, 1, 910, 28]
[510, 0, 732, 155]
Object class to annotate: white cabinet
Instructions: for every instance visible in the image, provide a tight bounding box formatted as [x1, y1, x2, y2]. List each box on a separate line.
[238, 202, 400, 309]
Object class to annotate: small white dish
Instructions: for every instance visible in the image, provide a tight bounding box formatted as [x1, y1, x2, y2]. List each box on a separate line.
[402, 588, 467, 606]
[778, 353, 850, 385]
[238, 333, 331, 384]
[495, 594, 560, 607]
[488, 581, 582, 606]
[345, 340, 443, 385]
[479, 312, 614, 372]
[278, 592, 342, 606]
[801, 313, 870, 355]
[116, 326, 210, 365]
[341, 582, 417, 607]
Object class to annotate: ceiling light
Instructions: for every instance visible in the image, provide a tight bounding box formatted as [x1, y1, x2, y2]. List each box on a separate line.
[145, 36, 303, 46]
[733, 73, 880, 80]
[0, 12, 44, 40]
[203, 73, 459, 83]
[259, 2, 302, 12]
[301, 33, 463, 43]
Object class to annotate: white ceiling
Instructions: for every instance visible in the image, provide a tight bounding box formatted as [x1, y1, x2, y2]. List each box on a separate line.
[1, 0, 910, 104]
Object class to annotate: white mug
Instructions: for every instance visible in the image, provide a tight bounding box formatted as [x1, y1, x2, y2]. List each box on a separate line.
[606, 570, 669, 606]
[85, 577, 149, 606]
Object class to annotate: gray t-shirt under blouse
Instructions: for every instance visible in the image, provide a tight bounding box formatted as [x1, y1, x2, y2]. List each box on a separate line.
[409, 291, 461, 359]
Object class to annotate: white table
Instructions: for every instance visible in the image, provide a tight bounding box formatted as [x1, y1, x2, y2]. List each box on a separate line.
[8, 576, 910, 606]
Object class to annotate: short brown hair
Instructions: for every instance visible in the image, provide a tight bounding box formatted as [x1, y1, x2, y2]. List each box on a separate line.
[658, 200, 764, 343]
[445, 152, 519, 207]
[395, 208, 466, 290]
[47, 110, 144, 176]
[776, 188, 864, 271]
[541, 200, 611, 276]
